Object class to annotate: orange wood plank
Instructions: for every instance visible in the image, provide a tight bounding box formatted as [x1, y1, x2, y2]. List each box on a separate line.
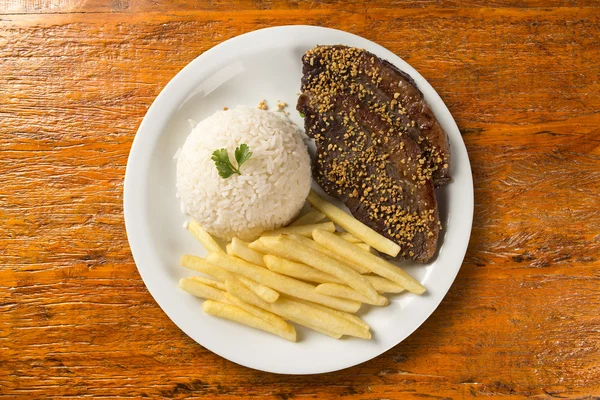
[1, 4, 599, 399]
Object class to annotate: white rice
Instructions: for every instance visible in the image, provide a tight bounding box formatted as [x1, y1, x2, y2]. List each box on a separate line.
[176, 106, 312, 241]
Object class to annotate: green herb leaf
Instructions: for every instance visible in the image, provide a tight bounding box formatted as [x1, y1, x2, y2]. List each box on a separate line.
[211, 144, 252, 179]
[234, 143, 252, 168]
[211, 148, 236, 178]
[211, 148, 230, 165]
[299, 112, 306, 118]
[214, 160, 235, 178]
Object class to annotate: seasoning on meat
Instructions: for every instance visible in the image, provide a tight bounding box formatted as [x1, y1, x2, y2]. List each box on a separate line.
[258, 100, 268, 110]
[297, 45, 451, 262]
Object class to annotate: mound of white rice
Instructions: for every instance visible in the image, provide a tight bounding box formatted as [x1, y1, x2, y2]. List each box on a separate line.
[176, 106, 311, 241]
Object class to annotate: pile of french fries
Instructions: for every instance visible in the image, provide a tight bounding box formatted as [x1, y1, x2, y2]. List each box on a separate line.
[179, 191, 426, 342]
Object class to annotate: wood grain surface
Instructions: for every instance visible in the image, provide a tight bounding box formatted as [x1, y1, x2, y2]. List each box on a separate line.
[1, 1, 599, 398]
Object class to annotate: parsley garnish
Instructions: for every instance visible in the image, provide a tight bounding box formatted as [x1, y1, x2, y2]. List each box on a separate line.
[211, 144, 253, 179]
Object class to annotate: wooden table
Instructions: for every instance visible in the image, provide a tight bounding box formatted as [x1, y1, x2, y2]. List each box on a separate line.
[2, 1, 599, 398]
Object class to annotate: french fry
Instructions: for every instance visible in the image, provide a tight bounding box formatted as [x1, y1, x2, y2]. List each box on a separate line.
[189, 276, 226, 291]
[234, 278, 278, 303]
[264, 255, 343, 284]
[179, 277, 228, 302]
[183, 275, 368, 334]
[274, 297, 370, 339]
[207, 253, 360, 313]
[225, 280, 341, 338]
[285, 233, 370, 274]
[186, 219, 224, 254]
[225, 243, 233, 255]
[259, 236, 379, 303]
[182, 254, 229, 279]
[221, 292, 291, 332]
[312, 230, 426, 294]
[203, 300, 296, 342]
[225, 280, 369, 339]
[307, 191, 401, 257]
[248, 240, 271, 255]
[290, 210, 327, 226]
[291, 298, 370, 331]
[296, 322, 342, 339]
[181, 255, 279, 303]
[180, 278, 291, 333]
[356, 243, 376, 254]
[262, 222, 336, 238]
[231, 238, 266, 266]
[336, 232, 362, 243]
[365, 275, 405, 294]
[316, 283, 388, 306]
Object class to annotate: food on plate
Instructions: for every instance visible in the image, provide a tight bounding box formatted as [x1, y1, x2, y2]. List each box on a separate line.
[210, 143, 253, 179]
[283, 232, 370, 274]
[206, 252, 361, 313]
[179, 205, 424, 340]
[181, 254, 279, 303]
[264, 255, 343, 285]
[306, 191, 400, 258]
[262, 221, 335, 237]
[292, 298, 370, 331]
[296, 323, 341, 339]
[224, 280, 348, 339]
[257, 99, 268, 110]
[335, 232, 361, 243]
[225, 280, 370, 339]
[202, 300, 297, 342]
[175, 45, 449, 341]
[245, 239, 271, 256]
[180, 277, 292, 334]
[312, 229, 426, 294]
[179, 277, 228, 302]
[259, 235, 379, 302]
[263, 251, 402, 293]
[289, 210, 326, 226]
[231, 237, 266, 266]
[315, 283, 388, 306]
[188, 276, 226, 291]
[221, 292, 291, 332]
[297, 45, 450, 262]
[186, 219, 224, 254]
[355, 243, 375, 253]
[273, 296, 370, 339]
[364, 275, 405, 294]
[176, 106, 311, 241]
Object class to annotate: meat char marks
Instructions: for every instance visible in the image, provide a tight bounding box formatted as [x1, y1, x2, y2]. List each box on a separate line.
[297, 45, 451, 263]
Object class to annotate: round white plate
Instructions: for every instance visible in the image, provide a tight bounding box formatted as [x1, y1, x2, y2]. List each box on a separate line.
[124, 26, 473, 374]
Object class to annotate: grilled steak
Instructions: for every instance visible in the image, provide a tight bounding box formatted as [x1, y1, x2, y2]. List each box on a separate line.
[297, 45, 451, 262]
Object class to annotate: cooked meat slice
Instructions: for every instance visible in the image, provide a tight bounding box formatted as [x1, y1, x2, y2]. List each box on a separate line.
[301, 45, 450, 187]
[297, 45, 449, 262]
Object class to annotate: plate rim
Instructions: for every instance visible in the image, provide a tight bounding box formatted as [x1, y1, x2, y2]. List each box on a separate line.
[124, 25, 474, 374]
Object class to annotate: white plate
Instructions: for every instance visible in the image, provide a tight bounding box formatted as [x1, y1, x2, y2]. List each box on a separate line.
[124, 26, 473, 374]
